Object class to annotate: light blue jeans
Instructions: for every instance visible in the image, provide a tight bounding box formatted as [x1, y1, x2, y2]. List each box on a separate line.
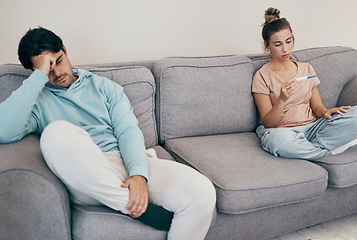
[256, 106, 357, 160]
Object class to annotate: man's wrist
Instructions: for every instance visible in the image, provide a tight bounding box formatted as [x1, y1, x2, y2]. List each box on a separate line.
[131, 175, 148, 183]
[31, 69, 50, 85]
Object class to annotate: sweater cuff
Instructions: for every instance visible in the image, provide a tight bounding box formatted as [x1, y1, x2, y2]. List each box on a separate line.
[31, 69, 49, 85]
[129, 165, 149, 182]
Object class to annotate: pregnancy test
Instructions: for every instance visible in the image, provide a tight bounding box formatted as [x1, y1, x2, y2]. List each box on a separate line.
[295, 75, 317, 82]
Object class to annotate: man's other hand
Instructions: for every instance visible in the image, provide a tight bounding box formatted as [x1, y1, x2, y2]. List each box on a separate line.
[121, 175, 148, 218]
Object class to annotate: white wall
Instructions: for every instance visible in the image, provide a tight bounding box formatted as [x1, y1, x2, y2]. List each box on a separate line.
[1, 0, 356, 65]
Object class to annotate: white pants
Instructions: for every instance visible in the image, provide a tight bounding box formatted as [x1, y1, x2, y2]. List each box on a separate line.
[40, 120, 216, 240]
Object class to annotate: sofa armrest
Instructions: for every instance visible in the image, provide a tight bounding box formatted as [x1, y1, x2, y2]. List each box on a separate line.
[0, 134, 71, 240]
[337, 77, 357, 107]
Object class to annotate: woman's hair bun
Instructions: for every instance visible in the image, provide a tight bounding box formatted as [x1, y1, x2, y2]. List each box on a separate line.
[264, 7, 280, 25]
[261, 7, 293, 45]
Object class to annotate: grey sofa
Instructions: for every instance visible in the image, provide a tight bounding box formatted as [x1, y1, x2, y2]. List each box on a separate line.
[1, 46, 357, 240]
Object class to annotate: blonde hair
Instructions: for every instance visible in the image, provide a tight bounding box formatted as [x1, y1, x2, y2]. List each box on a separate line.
[262, 7, 293, 48]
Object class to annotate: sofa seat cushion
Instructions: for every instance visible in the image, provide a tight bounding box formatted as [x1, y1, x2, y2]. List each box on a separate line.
[71, 205, 167, 240]
[313, 146, 357, 188]
[164, 133, 328, 214]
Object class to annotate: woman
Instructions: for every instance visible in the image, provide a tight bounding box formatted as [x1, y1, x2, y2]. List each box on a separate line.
[252, 7, 357, 160]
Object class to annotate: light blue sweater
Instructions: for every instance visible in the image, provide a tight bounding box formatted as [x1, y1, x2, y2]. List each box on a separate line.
[0, 69, 148, 179]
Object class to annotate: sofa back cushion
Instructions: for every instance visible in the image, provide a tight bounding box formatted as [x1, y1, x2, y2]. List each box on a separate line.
[152, 55, 256, 144]
[0, 64, 31, 103]
[337, 77, 357, 107]
[0, 64, 158, 148]
[292, 46, 357, 109]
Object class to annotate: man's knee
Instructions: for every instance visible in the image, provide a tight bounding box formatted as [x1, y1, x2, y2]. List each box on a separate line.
[40, 120, 88, 160]
[188, 175, 216, 212]
[41, 120, 73, 139]
[41, 120, 86, 147]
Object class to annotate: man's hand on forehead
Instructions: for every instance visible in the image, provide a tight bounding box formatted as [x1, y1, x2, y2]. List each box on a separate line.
[31, 53, 57, 76]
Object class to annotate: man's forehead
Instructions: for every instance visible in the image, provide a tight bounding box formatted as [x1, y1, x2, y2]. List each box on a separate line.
[40, 49, 64, 57]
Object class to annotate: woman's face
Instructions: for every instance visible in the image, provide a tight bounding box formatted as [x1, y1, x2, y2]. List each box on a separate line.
[266, 28, 294, 62]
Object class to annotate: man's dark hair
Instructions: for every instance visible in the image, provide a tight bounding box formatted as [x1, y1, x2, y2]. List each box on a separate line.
[18, 27, 65, 70]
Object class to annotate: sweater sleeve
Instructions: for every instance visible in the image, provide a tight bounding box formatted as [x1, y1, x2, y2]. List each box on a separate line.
[105, 80, 149, 181]
[0, 70, 48, 143]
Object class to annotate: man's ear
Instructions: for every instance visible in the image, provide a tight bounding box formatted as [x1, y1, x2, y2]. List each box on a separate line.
[63, 45, 67, 54]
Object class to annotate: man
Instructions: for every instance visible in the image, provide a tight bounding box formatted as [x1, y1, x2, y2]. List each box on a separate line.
[0, 27, 216, 239]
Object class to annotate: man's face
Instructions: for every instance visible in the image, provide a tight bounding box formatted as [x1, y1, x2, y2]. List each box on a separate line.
[38, 49, 77, 88]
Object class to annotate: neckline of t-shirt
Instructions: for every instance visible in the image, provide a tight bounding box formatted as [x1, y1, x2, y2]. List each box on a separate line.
[267, 60, 299, 83]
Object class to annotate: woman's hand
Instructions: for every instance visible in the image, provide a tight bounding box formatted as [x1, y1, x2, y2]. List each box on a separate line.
[279, 80, 298, 102]
[323, 106, 351, 119]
